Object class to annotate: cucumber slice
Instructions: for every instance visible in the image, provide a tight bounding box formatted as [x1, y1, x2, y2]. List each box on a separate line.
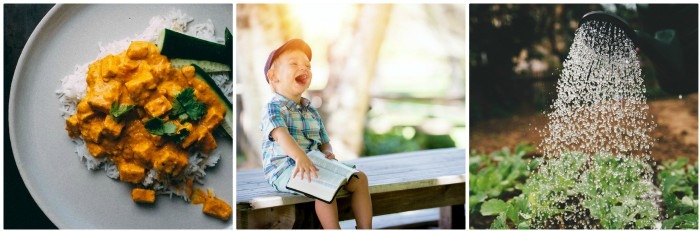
[171, 59, 231, 73]
[225, 27, 232, 67]
[192, 64, 232, 138]
[157, 29, 228, 65]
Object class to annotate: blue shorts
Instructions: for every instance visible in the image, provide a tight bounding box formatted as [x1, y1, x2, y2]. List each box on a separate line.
[271, 165, 299, 194]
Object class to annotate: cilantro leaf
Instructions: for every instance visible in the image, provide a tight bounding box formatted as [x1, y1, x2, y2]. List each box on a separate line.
[178, 112, 189, 121]
[145, 118, 177, 136]
[187, 102, 206, 120]
[110, 101, 134, 122]
[171, 88, 206, 121]
[144, 117, 189, 144]
[172, 128, 190, 144]
[171, 96, 186, 117]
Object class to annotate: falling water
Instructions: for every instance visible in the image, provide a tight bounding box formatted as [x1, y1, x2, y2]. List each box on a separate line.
[541, 19, 655, 158]
[532, 19, 659, 228]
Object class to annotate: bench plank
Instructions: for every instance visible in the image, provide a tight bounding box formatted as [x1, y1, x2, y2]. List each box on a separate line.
[236, 148, 465, 228]
[336, 183, 465, 220]
[237, 148, 464, 207]
[339, 208, 440, 229]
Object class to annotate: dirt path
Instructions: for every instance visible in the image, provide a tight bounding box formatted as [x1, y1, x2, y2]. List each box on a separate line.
[470, 93, 698, 163]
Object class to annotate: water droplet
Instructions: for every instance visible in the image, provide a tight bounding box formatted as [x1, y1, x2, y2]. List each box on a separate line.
[531, 19, 657, 227]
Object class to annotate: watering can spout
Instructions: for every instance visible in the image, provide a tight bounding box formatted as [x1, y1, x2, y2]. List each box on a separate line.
[635, 29, 694, 94]
[580, 11, 638, 48]
[580, 10, 697, 94]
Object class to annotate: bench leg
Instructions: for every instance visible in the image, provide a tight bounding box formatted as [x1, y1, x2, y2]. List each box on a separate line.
[439, 204, 465, 229]
[239, 204, 322, 229]
[239, 205, 296, 229]
[292, 202, 323, 229]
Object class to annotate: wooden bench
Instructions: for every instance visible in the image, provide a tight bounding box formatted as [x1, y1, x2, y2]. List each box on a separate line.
[237, 148, 466, 229]
[339, 208, 440, 229]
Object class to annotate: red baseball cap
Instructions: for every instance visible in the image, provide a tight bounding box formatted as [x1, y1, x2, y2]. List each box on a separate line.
[264, 39, 312, 83]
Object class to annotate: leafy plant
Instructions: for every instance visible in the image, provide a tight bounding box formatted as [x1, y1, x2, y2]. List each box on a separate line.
[578, 153, 658, 229]
[658, 158, 699, 229]
[362, 127, 455, 156]
[480, 194, 532, 229]
[520, 152, 589, 226]
[472, 143, 699, 229]
[469, 143, 540, 217]
[362, 127, 421, 156]
[522, 152, 659, 229]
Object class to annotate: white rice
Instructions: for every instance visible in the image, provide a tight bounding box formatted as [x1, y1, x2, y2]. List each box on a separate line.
[55, 9, 231, 201]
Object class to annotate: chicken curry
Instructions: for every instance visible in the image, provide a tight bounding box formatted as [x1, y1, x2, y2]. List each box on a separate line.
[65, 41, 231, 220]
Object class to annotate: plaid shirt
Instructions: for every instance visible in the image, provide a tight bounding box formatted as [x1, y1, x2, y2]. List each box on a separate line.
[260, 93, 330, 184]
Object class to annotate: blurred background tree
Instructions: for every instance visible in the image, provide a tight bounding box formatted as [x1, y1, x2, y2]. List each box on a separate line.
[470, 4, 601, 123]
[469, 4, 698, 162]
[237, 4, 466, 169]
[469, 4, 697, 124]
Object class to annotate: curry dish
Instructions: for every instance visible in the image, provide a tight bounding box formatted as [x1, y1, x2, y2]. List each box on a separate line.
[65, 41, 231, 220]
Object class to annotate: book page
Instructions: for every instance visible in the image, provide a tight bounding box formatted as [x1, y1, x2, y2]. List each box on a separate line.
[286, 168, 341, 202]
[307, 151, 359, 180]
[286, 151, 359, 203]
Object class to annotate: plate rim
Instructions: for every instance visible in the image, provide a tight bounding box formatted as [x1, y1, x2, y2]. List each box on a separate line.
[9, 3, 68, 228]
[8, 4, 233, 228]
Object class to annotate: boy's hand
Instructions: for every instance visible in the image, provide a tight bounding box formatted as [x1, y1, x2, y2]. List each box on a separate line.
[270, 128, 319, 182]
[322, 151, 336, 160]
[293, 155, 319, 182]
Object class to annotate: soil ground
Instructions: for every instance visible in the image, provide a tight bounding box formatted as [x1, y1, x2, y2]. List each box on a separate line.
[470, 93, 698, 164]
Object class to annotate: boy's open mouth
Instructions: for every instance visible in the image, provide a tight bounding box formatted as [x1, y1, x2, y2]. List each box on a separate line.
[295, 74, 308, 85]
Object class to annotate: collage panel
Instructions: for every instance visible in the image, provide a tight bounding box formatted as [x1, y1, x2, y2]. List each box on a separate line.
[235, 3, 466, 229]
[469, 4, 698, 229]
[5, 4, 233, 229]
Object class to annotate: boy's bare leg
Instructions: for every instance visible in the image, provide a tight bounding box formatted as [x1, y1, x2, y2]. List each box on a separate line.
[345, 171, 373, 229]
[315, 199, 340, 229]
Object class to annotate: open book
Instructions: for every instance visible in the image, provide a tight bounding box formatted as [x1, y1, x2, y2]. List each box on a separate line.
[286, 151, 359, 204]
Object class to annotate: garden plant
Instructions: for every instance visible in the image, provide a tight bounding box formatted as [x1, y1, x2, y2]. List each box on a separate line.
[470, 144, 699, 229]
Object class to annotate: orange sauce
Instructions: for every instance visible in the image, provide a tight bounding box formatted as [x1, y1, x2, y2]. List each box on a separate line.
[64, 41, 230, 219]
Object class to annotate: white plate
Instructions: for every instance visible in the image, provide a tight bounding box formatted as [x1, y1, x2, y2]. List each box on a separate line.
[9, 4, 232, 229]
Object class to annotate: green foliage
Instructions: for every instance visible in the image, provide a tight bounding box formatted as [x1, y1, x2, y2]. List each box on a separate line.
[491, 212, 508, 229]
[171, 87, 206, 121]
[578, 154, 658, 229]
[480, 196, 532, 229]
[523, 152, 659, 229]
[145, 117, 178, 136]
[658, 158, 699, 229]
[472, 144, 699, 229]
[422, 134, 456, 150]
[519, 152, 588, 225]
[144, 117, 189, 143]
[662, 214, 698, 229]
[481, 199, 508, 216]
[109, 101, 134, 122]
[362, 127, 421, 156]
[469, 143, 540, 218]
[362, 127, 455, 156]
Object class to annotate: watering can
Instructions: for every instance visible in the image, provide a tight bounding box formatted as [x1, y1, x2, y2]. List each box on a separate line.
[580, 10, 697, 95]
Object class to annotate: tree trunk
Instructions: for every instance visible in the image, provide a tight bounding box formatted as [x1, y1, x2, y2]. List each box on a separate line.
[321, 4, 393, 160]
[424, 4, 466, 100]
[236, 4, 302, 168]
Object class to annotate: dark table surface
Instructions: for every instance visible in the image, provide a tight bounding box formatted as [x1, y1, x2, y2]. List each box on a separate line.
[4, 4, 57, 229]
